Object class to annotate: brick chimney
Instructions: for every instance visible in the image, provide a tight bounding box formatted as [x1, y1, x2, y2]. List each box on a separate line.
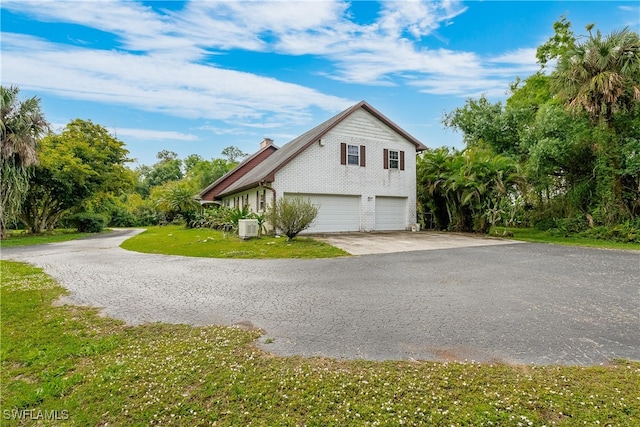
[260, 138, 274, 149]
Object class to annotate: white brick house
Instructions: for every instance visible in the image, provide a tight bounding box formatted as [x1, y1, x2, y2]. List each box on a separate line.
[199, 101, 427, 233]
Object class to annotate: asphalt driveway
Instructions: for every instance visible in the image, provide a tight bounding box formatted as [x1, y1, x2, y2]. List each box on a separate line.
[2, 229, 639, 366]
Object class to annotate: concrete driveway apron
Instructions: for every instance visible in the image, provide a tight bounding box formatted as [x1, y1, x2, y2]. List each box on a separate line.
[2, 229, 639, 366]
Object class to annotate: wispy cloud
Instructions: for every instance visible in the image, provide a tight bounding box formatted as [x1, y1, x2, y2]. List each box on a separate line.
[1, 0, 541, 121]
[2, 33, 351, 126]
[618, 5, 640, 28]
[111, 128, 199, 141]
[168, 0, 534, 91]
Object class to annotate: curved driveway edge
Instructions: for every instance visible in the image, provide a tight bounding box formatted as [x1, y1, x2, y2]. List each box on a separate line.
[2, 229, 639, 366]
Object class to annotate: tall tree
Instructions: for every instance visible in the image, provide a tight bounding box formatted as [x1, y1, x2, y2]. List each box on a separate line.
[442, 96, 521, 156]
[221, 145, 248, 163]
[20, 119, 132, 233]
[535, 16, 576, 68]
[0, 86, 49, 238]
[553, 27, 640, 124]
[185, 157, 235, 191]
[135, 150, 183, 197]
[552, 26, 640, 223]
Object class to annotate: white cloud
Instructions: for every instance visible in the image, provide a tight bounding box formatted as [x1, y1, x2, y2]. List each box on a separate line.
[48, 121, 198, 141]
[411, 76, 509, 99]
[1, 0, 540, 115]
[489, 48, 539, 67]
[1, 33, 352, 126]
[618, 5, 640, 27]
[1, 0, 191, 54]
[111, 128, 198, 141]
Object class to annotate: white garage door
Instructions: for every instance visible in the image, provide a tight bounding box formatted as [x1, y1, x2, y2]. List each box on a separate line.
[375, 196, 407, 230]
[284, 193, 360, 233]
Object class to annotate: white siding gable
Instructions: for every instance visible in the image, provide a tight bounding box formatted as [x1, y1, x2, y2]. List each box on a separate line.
[332, 108, 400, 142]
[273, 108, 418, 231]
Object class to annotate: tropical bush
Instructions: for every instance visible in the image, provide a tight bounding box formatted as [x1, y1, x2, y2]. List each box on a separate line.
[267, 196, 318, 241]
[189, 206, 234, 230]
[65, 212, 107, 233]
[226, 206, 251, 231]
[152, 181, 201, 227]
[417, 147, 522, 233]
[582, 222, 639, 243]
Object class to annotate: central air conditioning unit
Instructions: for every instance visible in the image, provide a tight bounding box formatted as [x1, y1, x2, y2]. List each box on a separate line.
[238, 219, 259, 239]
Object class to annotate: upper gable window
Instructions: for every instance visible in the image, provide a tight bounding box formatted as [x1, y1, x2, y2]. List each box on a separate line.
[341, 143, 366, 167]
[389, 150, 399, 169]
[347, 144, 359, 165]
[383, 149, 405, 170]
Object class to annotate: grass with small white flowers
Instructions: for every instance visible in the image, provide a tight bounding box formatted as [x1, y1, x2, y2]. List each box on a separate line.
[2, 260, 639, 426]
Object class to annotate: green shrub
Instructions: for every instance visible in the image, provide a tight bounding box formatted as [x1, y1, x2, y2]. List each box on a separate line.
[107, 205, 138, 227]
[67, 213, 107, 233]
[226, 206, 250, 231]
[583, 222, 639, 243]
[534, 218, 556, 231]
[190, 206, 234, 230]
[267, 196, 318, 241]
[556, 216, 589, 234]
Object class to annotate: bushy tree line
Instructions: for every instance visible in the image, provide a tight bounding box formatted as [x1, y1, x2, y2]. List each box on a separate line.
[418, 148, 523, 233]
[0, 87, 246, 237]
[3, 19, 636, 242]
[0, 85, 318, 239]
[420, 19, 640, 240]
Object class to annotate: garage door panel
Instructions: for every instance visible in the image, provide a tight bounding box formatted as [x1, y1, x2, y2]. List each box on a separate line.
[284, 193, 360, 233]
[375, 196, 407, 230]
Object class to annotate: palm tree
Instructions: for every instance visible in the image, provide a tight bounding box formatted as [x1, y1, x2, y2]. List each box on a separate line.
[552, 27, 640, 223]
[417, 147, 453, 229]
[0, 86, 49, 238]
[553, 27, 640, 124]
[154, 180, 202, 227]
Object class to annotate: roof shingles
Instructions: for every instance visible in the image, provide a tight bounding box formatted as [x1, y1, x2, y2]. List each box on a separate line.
[213, 101, 426, 199]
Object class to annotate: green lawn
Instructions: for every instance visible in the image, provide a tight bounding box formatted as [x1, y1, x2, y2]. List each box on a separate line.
[0, 229, 94, 248]
[1, 260, 639, 426]
[120, 225, 349, 258]
[492, 227, 640, 251]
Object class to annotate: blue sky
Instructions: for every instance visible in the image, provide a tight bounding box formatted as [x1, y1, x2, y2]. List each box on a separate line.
[2, 1, 638, 168]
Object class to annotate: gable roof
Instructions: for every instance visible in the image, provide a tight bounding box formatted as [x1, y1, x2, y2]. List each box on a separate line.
[216, 101, 427, 198]
[198, 142, 278, 200]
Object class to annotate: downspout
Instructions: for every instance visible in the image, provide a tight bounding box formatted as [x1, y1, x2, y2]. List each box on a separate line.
[259, 181, 277, 206]
[259, 181, 277, 233]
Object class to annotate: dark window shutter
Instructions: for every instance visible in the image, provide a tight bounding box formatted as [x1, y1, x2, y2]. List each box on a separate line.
[400, 151, 405, 170]
[360, 145, 366, 167]
[256, 191, 259, 208]
[340, 143, 347, 165]
[383, 149, 389, 169]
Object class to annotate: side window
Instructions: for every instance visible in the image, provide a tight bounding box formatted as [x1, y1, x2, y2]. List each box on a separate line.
[384, 149, 405, 170]
[389, 150, 399, 169]
[347, 144, 359, 165]
[341, 143, 366, 167]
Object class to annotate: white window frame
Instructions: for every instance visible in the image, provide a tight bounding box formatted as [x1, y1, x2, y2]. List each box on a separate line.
[389, 150, 399, 169]
[347, 144, 359, 165]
